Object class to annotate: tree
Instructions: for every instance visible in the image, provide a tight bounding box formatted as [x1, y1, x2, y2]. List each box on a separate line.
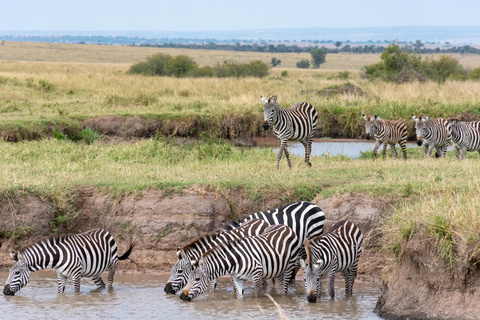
[296, 59, 310, 69]
[271, 57, 282, 67]
[310, 48, 327, 68]
[412, 40, 424, 51]
[334, 41, 343, 49]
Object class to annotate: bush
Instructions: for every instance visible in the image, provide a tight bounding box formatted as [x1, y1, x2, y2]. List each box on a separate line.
[296, 59, 310, 69]
[310, 48, 327, 68]
[469, 67, 480, 80]
[170, 55, 198, 77]
[420, 55, 467, 82]
[190, 65, 215, 77]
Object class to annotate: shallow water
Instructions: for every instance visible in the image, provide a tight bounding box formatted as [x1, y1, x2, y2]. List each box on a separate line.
[1, 271, 381, 319]
[254, 137, 417, 159]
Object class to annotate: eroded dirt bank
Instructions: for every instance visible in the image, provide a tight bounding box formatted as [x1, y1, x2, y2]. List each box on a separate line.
[0, 187, 388, 280]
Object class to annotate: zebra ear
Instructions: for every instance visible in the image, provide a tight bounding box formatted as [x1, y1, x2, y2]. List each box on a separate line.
[198, 257, 205, 269]
[313, 263, 321, 271]
[362, 113, 367, 120]
[260, 96, 268, 104]
[299, 259, 307, 269]
[374, 115, 378, 120]
[270, 95, 277, 103]
[179, 250, 187, 260]
[412, 114, 418, 121]
[10, 251, 18, 261]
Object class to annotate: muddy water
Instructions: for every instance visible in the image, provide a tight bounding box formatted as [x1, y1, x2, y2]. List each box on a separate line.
[254, 137, 418, 159]
[1, 271, 381, 319]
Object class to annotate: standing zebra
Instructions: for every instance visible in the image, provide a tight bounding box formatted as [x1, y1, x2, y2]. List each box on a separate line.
[224, 201, 325, 272]
[362, 114, 408, 160]
[299, 220, 363, 303]
[164, 219, 269, 295]
[412, 114, 452, 158]
[261, 95, 318, 169]
[447, 118, 480, 160]
[3, 229, 134, 295]
[180, 224, 299, 301]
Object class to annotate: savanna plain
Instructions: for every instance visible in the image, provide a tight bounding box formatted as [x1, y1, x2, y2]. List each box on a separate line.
[2, 41, 480, 319]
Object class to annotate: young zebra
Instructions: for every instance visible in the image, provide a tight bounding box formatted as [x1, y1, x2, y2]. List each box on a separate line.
[447, 118, 480, 160]
[3, 229, 134, 295]
[362, 114, 408, 160]
[164, 219, 269, 295]
[261, 95, 318, 169]
[412, 114, 452, 158]
[224, 201, 325, 274]
[299, 220, 363, 303]
[179, 224, 299, 301]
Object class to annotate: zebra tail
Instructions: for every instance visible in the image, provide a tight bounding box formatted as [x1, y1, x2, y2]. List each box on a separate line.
[118, 241, 136, 261]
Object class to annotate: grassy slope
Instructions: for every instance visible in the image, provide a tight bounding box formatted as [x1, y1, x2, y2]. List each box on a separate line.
[1, 41, 480, 264]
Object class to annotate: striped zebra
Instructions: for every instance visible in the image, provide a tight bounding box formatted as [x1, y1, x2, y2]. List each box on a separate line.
[3, 229, 134, 295]
[164, 219, 269, 295]
[362, 114, 408, 160]
[225, 201, 325, 273]
[412, 114, 452, 158]
[179, 224, 299, 301]
[448, 118, 480, 160]
[261, 95, 318, 169]
[299, 220, 363, 303]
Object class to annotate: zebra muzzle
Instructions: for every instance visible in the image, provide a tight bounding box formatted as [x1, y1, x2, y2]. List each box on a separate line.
[366, 134, 371, 140]
[179, 291, 192, 302]
[262, 121, 270, 130]
[307, 291, 317, 303]
[3, 284, 15, 296]
[164, 282, 177, 294]
[416, 139, 423, 146]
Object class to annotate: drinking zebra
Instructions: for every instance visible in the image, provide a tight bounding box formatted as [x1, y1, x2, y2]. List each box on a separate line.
[299, 220, 363, 303]
[164, 219, 270, 295]
[261, 95, 318, 169]
[179, 224, 299, 301]
[447, 118, 480, 160]
[362, 114, 408, 160]
[3, 229, 134, 295]
[412, 114, 452, 158]
[225, 201, 325, 273]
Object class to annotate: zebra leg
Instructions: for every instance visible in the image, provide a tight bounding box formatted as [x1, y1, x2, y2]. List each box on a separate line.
[284, 147, 293, 169]
[399, 141, 407, 160]
[390, 144, 398, 160]
[209, 278, 218, 293]
[427, 145, 436, 158]
[422, 144, 428, 157]
[107, 263, 116, 288]
[382, 142, 388, 159]
[454, 145, 460, 160]
[372, 141, 381, 160]
[92, 276, 106, 290]
[232, 276, 246, 299]
[56, 272, 67, 293]
[327, 267, 336, 299]
[252, 270, 265, 298]
[276, 139, 287, 169]
[461, 148, 467, 160]
[72, 273, 82, 293]
[300, 139, 313, 167]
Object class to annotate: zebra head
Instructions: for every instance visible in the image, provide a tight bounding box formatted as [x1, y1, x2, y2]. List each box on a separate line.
[179, 257, 210, 302]
[164, 248, 192, 294]
[4, 251, 31, 296]
[362, 114, 379, 140]
[412, 114, 428, 146]
[261, 95, 279, 130]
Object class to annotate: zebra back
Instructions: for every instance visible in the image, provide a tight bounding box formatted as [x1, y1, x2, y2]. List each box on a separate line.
[448, 118, 480, 155]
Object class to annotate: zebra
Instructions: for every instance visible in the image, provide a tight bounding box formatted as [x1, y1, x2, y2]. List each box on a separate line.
[179, 224, 299, 301]
[3, 229, 134, 295]
[261, 95, 318, 169]
[164, 219, 270, 295]
[412, 114, 452, 158]
[224, 201, 325, 276]
[362, 114, 408, 160]
[299, 220, 363, 303]
[447, 118, 480, 160]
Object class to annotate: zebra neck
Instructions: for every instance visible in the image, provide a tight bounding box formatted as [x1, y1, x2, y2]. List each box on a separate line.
[205, 252, 234, 280]
[185, 234, 220, 258]
[271, 107, 283, 127]
[22, 238, 63, 272]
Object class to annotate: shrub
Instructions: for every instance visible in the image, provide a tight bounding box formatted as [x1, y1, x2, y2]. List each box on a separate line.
[170, 55, 198, 77]
[310, 48, 327, 68]
[190, 65, 215, 77]
[469, 67, 480, 80]
[420, 55, 467, 82]
[296, 59, 310, 69]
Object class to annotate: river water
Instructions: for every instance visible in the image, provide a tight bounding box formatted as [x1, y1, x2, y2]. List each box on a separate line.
[0, 271, 381, 319]
[254, 137, 418, 159]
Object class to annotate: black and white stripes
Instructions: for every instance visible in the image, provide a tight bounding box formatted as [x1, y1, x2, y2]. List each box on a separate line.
[3, 229, 134, 295]
[179, 224, 299, 301]
[448, 118, 480, 160]
[299, 220, 363, 303]
[412, 114, 452, 158]
[261, 95, 318, 169]
[362, 114, 408, 160]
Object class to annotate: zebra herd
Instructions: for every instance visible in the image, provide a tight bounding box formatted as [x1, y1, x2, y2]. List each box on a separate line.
[260, 95, 480, 165]
[3, 202, 364, 304]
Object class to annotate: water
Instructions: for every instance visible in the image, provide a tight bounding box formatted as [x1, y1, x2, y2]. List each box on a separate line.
[254, 137, 417, 159]
[0, 271, 381, 319]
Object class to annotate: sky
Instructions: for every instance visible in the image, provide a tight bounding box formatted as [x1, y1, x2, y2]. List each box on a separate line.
[2, 0, 480, 32]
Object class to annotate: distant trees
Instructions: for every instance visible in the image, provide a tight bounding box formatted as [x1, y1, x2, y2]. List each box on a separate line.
[271, 57, 282, 67]
[296, 59, 310, 69]
[128, 53, 270, 78]
[310, 48, 327, 68]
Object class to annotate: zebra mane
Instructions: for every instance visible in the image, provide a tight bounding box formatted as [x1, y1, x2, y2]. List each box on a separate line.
[194, 238, 242, 267]
[304, 238, 313, 266]
[180, 232, 222, 252]
[18, 234, 69, 253]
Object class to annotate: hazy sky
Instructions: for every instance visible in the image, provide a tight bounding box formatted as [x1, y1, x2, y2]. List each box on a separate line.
[2, 0, 480, 32]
